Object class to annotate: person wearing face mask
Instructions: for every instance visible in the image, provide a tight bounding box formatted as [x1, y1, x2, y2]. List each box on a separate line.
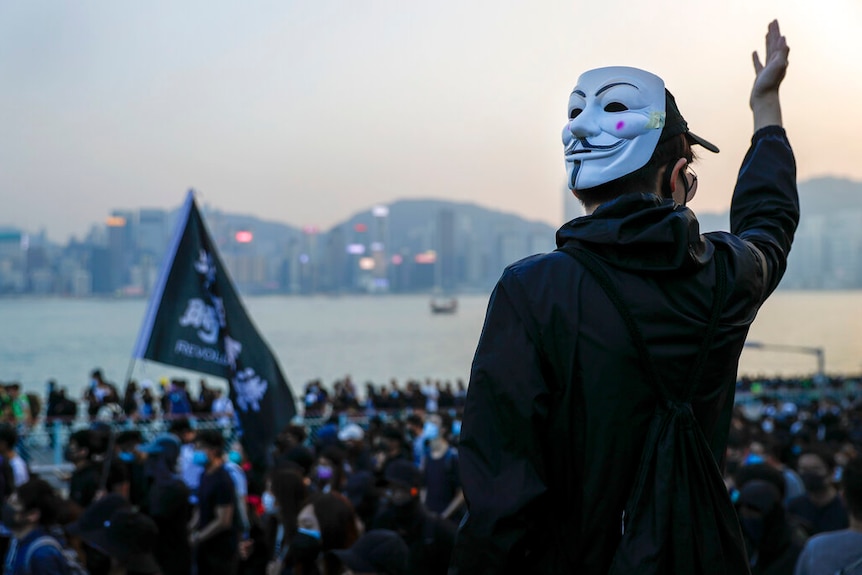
[735, 480, 801, 575]
[138, 433, 192, 575]
[288, 492, 359, 575]
[115, 431, 149, 511]
[3, 478, 83, 575]
[787, 448, 849, 536]
[372, 460, 454, 575]
[452, 20, 797, 574]
[188, 429, 238, 575]
[419, 415, 463, 523]
[258, 469, 308, 575]
[312, 447, 347, 495]
[795, 456, 862, 575]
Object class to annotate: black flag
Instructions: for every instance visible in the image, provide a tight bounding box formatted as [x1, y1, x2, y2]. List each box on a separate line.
[132, 190, 296, 462]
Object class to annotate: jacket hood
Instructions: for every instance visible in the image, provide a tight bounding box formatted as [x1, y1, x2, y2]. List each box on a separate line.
[556, 193, 712, 272]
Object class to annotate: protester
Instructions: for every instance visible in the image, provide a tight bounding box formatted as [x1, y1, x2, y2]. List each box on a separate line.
[787, 447, 849, 535]
[289, 492, 360, 575]
[168, 418, 202, 496]
[339, 423, 375, 475]
[795, 456, 862, 575]
[68, 494, 131, 575]
[736, 480, 802, 574]
[138, 433, 192, 575]
[0, 423, 29, 489]
[452, 20, 797, 573]
[189, 428, 239, 575]
[373, 460, 455, 575]
[419, 414, 463, 521]
[2, 478, 80, 574]
[77, 502, 161, 575]
[260, 468, 308, 575]
[329, 529, 410, 575]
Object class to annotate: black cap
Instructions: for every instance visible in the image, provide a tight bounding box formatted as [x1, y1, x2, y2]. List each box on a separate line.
[103, 510, 161, 574]
[330, 529, 409, 575]
[383, 460, 421, 490]
[70, 494, 131, 542]
[660, 89, 720, 153]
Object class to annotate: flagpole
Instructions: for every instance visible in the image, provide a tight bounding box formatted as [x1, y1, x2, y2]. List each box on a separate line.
[123, 357, 137, 387]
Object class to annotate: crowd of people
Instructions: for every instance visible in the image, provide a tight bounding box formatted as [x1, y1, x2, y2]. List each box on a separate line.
[0, 369, 859, 574]
[0, 408, 466, 575]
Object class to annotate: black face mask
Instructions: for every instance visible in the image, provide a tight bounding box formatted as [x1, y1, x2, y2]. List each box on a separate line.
[741, 516, 765, 545]
[1, 503, 26, 531]
[801, 472, 828, 493]
[286, 532, 322, 568]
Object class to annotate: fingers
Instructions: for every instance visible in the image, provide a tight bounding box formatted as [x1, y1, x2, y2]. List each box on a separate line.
[752, 51, 763, 74]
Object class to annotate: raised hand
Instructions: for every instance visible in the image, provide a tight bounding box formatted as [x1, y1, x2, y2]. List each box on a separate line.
[751, 20, 788, 129]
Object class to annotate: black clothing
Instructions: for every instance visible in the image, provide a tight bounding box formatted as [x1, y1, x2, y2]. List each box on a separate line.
[147, 477, 193, 575]
[196, 465, 239, 568]
[373, 501, 456, 575]
[68, 464, 100, 508]
[452, 127, 798, 574]
[423, 448, 460, 516]
[786, 494, 849, 536]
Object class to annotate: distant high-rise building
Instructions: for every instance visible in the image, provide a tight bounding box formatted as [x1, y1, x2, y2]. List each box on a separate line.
[137, 209, 168, 260]
[436, 209, 456, 291]
[107, 214, 131, 292]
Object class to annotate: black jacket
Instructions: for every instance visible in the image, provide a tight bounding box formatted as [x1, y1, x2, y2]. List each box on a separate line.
[451, 126, 798, 574]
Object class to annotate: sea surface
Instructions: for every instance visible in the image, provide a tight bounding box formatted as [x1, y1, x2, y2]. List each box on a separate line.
[0, 291, 860, 399]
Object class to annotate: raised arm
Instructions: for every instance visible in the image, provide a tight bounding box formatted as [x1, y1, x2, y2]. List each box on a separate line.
[751, 19, 789, 131]
[729, 19, 798, 300]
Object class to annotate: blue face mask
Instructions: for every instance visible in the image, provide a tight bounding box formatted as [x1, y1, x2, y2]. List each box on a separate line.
[297, 527, 321, 540]
[228, 450, 242, 465]
[118, 451, 135, 463]
[262, 491, 277, 514]
[424, 422, 440, 441]
[192, 450, 209, 467]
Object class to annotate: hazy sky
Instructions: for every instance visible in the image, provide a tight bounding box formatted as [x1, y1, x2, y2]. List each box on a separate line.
[2, 1, 861, 242]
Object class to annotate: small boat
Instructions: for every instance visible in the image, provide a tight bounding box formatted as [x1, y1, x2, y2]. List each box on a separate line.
[430, 297, 458, 314]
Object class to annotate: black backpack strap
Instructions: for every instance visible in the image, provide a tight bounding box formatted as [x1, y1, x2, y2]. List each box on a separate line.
[557, 244, 727, 401]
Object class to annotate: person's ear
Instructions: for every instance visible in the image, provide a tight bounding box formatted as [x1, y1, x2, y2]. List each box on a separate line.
[668, 158, 688, 196]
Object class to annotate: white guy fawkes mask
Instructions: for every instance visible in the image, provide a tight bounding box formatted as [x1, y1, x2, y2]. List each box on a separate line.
[562, 66, 666, 191]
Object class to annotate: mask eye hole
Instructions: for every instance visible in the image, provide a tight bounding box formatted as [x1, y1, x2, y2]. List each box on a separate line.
[569, 108, 583, 119]
[603, 102, 628, 112]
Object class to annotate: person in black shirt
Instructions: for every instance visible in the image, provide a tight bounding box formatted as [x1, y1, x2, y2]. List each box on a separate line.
[190, 429, 237, 575]
[787, 448, 849, 536]
[139, 433, 192, 575]
[373, 460, 455, 575]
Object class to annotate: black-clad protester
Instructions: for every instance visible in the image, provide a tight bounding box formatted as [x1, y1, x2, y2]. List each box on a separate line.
[189, 429, 238, 575]
[67, 428, 129, 509]
[2, 478, 83, 575]
[329, 529, 410, 575]
[258, 468, 308, 575]
[138, 433, 192, 575]
[795, 456, 862, 575]
[115, 431, 149, 510]
[372, 460, 455, 575]
[78, 504, 162, 575]
[68, 494, 131, 575]
[787, 447, 849, 536]
[736, 480, 801, 575]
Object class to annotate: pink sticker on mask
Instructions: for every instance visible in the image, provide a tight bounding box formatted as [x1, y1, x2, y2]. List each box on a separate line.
[616, 121, 625, 131]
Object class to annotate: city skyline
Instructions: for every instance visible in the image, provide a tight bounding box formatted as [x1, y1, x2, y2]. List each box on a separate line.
[3, 3, 862, 243]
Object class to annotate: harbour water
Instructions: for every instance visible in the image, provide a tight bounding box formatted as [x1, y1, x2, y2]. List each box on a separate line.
[0, 291, 860, 399]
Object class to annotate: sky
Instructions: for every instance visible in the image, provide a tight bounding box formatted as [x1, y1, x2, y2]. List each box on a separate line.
[2, 1, 861, 243]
